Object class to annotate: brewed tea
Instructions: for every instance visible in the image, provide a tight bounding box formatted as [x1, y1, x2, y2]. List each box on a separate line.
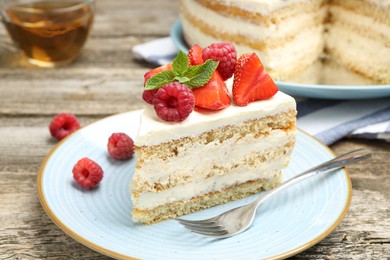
[2, 0, 94, 67]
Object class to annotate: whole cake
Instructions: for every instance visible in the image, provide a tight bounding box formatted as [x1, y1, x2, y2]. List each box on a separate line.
[131, 43, 297, 224]
[180, 0, 390, 85]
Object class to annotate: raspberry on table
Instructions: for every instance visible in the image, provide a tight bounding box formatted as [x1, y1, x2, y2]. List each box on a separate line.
[107, 133, 134, 160]
[202, 42, 237, 80]
[153, 82, 195, 122]
[72, 157, 104, 190]
[49, 113, 81, 141]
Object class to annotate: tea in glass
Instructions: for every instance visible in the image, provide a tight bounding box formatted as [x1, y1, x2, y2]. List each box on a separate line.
[0, 0, 94, 67]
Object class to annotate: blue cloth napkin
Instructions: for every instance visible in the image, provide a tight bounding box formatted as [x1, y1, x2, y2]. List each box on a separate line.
[132, 37, 390, 145]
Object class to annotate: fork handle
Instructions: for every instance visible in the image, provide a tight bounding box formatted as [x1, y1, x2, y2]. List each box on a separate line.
[254, 148, 371, 207]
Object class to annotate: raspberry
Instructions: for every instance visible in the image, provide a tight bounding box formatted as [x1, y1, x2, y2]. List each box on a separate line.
[72, 157, 103, 190]
[49, 113, 81, 140]
[153, 82, 195, 122]
[107, 133, 134, 160]
[142, 89, 158, 104]
[202, 42, 237, 80]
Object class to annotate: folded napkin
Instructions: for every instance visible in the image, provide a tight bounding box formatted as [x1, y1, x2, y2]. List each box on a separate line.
[132, 37, 390, 145]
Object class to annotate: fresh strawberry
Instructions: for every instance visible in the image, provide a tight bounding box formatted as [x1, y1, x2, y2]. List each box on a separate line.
[188, 44, 204, 65]
[192, 71, 231, 110]
[232, 53, 278, 106]
[143, 63, 172, 84]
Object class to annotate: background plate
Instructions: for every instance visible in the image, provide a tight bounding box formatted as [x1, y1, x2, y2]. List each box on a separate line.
[171, 20, 390, 100]
[38, 110, 352, 259]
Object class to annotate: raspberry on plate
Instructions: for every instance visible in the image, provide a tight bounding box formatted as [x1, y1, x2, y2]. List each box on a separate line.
[153, 82, 195, 122]
[202, 42, 237, 80]
[49, 113, 81, 141]
[107, 133, 134, 160]
[72, 157, 103, 190]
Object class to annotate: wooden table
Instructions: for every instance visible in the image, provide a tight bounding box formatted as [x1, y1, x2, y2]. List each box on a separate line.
[1, 1, 389, 259]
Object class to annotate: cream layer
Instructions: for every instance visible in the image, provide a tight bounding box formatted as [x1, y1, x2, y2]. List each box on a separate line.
[136, 91, 296, 146]
[208, 0, 390, 16]
[288, 60, 322, 84]
[321, 59, 378, 85]
[364, 0, 390, 8]
[182, 0, 325, 41]
[329, 5, 390, 43]
[132, 161, 284, 210]
[204, 0, 309, 15]
[326, 25, 390, 82]
[132, 129, 295, 192]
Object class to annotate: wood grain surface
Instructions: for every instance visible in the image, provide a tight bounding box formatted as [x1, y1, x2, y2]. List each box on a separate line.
[0, 0, 389, 259]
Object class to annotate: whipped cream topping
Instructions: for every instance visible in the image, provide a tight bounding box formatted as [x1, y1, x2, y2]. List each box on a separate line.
[135, 91, 296, 146]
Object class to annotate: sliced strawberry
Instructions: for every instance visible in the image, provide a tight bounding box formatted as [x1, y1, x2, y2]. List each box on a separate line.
[188, 44, 204, 66]
[192, 71, 231, 110]
[143, 63, 173, 85]
[232, 53, 278, 106]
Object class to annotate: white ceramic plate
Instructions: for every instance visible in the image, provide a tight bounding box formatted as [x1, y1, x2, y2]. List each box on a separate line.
[38, 110, 352, 259]
[171, 20, 390, 100]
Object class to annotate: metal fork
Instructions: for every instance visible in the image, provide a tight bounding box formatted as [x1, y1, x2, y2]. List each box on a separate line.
[176, 148, 371, 238]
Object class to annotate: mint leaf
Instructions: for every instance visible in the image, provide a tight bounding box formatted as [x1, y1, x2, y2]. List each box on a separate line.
[172, 50, 189, 76]
[174, 76, 190, 83]
[143, 54, 218, 91]
[184, 60, 219, 88]
[144, 70, 175, 90]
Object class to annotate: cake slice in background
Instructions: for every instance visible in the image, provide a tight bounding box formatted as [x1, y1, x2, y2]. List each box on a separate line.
[325, 0, 390, 84]
[180, 0, 390, 85]
[321, 59, 379, 86]
[180, 0, 327, 83]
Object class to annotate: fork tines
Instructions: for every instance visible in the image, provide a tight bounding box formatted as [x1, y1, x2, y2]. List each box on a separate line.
[176, 218, 229, 236]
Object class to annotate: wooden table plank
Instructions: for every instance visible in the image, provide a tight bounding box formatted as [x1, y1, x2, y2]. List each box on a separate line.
[0, 0, 389, 259]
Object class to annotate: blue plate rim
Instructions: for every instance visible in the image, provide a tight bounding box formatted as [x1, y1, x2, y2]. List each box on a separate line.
[170, 20, 390, 99]
[37, 110, 352, 260]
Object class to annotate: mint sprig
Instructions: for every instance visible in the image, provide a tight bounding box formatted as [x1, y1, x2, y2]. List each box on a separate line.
[144, 70, 175, 90]
[172, 50, 189, 75]
[144, 50, 218, 90]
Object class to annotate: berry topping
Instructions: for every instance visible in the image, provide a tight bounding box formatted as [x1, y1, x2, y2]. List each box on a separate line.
[49, 113, 80, 140]
[144, 63, 173, 83]
[188, 44, 204, 65]
[153, 82, 195, 122]
[107, 133, 134, 160]
[202, 42, 237, 80]
[143, 63, 173, 104]
[142, 89, 158, 105]
[232, 53, 278, 106]
[192, 71, 231, 110]
[144, 50, 217, 93]
[72, 157, 103, 190]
